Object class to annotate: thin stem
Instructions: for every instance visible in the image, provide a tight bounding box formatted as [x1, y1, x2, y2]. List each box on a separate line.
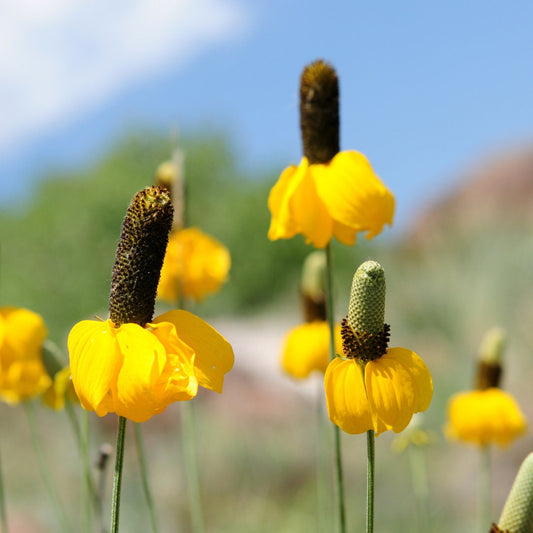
[134, 424, 160, 533]
[180, 401, 205, 533]
[408, 446, 430, 533]
[0, 443, 8, 533]
[64, 400, 99, 532]
[315, 381, 331, 533]
[366, 430, 375, 533]
[325, 243, 346, 533]
[24, 402, 70, 532]
[479, 445, 491, 533]
[110, 416, 128, 533]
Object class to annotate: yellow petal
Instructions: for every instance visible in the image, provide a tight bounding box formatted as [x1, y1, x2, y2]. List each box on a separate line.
[386, 347, 433, 413]
[113, 323, 171, 422]
[153, 310, 234, 393]
[282, 322, 330, 378]
[268, 159, 333, 247]
[311, 151, 395, 240]
[157, 228, 231, 303]
[68, 320, 122, 416]
[325, 358, 375, 434]
[0, 307, 48, 364]
[42, 366, 76, 411]
[365, 354, 416, 433]
[268, 162, 307, 241]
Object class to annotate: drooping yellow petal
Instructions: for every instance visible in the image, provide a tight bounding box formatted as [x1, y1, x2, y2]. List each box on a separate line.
[153, 310, 234, 393]
[446, 389, 527, 447]
[325, 358, 375, 434]
[268, 159, 333, 248]
[365, 353, 416, 433]
[311, 151, 395, 240]
[157, 227, 231, 303]
[68, 319, 122, 416]
[42, 366, 78, 411]
[0, 307, 47, 364]
[289, 166, 333, 248]
[112, 323, 171, 422]
[268, 162, 307, 241]
[282, 322, 342, 379]
[149, 320, 199, 400]
[387, 347, 433, 413]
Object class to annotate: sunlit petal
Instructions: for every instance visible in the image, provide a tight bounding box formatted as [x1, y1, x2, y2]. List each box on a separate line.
[325, 358, 374, 434]
[366, 354, 416, 433]
[387, 347, 433, 412]
[154, 310, 234, 393]
[68, 320, 122, 416]
[311, 151, 395, 240]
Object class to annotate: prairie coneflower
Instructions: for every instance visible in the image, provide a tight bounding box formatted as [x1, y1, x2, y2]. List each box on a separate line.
[68, 187, 234, 424]
[268, 60, 394, 249]
[325, 261, 433, 435]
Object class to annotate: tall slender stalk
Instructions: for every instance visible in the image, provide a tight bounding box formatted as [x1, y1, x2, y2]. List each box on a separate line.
[134, 424, 160, 533]
[315, 380, 331, 533]
[0, 444, 8, 533]
[110, 416, 127, 533]
[366, 430, 375, 533]
[325, 244, 346, 533]
[24, 402, 70, 532]
[479, 445, 491, 533]
[181, 401, 205, 533]
[408, 445, 430, 532]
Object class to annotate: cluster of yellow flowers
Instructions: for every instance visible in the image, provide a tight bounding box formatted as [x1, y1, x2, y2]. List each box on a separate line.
[0, 58, 529, 533]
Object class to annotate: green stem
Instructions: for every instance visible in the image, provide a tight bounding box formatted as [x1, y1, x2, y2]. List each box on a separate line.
[325, 244, 346, 533]
[24, 402, 70, 532]
[479, 445, 491, 533]
[0, 443, 8, 533]
[408, 446, 430, 533]
[315, 381, 331, 533]
[181, 401, 205, 533]
[110, 416, 128, 533]
[366, 430, 375, 533]
[134, 424, 160, 533]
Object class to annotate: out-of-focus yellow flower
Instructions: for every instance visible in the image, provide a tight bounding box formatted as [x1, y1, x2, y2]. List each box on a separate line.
[0, 307, 51, 404]
[68, 310, 234, 423]
[446, 389, 526, 447]
[42, 366, 78, 410]
[157, 227, 231, 302]
[268, 152, 395, 248]
[326, 347, 432, 435]
[282, 321, 342, 379]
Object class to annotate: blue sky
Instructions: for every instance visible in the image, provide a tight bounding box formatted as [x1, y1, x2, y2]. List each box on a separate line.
[1, 0, 532, 234]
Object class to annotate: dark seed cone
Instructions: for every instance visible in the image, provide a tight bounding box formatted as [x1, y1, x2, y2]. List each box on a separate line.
[476, 360, 503, 390]
[109, 186, 174, 326]
[341, 318, 390, 361]
[300, 59, 340, 164]
[302, 292, 327, 322]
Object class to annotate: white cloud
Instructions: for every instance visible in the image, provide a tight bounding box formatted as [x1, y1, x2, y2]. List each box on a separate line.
[0, 0, 248, 156]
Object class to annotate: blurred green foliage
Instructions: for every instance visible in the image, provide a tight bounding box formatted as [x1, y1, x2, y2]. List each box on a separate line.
[0, 131, 371, 344]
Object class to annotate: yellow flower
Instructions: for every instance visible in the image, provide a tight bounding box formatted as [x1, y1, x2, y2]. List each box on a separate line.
[282, 321, 342, 379]
[0, 307, 51, 404]
[42, 366, 78, 410]
[325, 347, 433, 435]
[157, 227, 231, 302]
[446, 388, 527, 447]
[68, 310, 234, 423]
[268, 152, 395, 248]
